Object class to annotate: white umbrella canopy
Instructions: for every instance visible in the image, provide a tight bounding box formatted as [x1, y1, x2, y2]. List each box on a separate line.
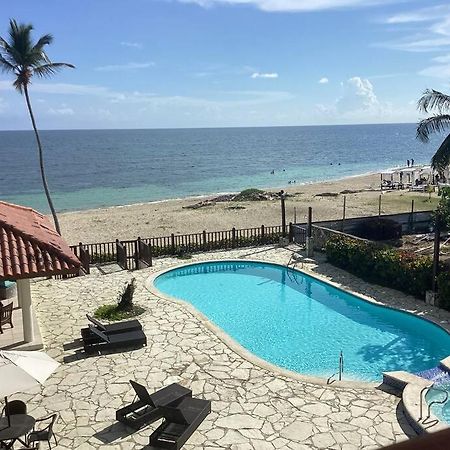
[0, 350, 60, 398]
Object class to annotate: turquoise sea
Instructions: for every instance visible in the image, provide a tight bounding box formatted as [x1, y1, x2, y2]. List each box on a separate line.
[0, 124, 440, 213]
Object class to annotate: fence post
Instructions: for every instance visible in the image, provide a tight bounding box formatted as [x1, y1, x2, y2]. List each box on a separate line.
[135, 237, 140, 270]
[232, 227, 237, 248]
[307, 207, 312, 238]
[202, 230, 207, 251]
[170, 233, 176, 255]
[342, 195, 346, 232]
[378, 194, 382, 217]
[409, 199, 415, 232]
[288, 222, 293, 243]
[261, 224, 265, 244]
[306, 207, 314, 257]
[280, 190, 286, 237]
[432, 223, 440, 293]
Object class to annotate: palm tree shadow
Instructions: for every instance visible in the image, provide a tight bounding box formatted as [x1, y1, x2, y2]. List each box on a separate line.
[357, 336, 429, 373]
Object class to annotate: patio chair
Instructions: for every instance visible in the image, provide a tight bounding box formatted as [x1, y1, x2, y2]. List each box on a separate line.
[1, 400, 26, 416]
[27, 413, 58, 449]
[149, 397, 211, 450]
[80, 314, 142, 343]
[82, 325, 147, 354]
[0, 302, 13, 333]
[116, 381, 192, 430]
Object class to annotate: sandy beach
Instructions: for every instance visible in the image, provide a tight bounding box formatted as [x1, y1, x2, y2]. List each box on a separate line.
[59, 173, 438, 244]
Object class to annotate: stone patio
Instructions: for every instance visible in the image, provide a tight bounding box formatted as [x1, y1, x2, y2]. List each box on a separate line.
[11, 244, 449, 449]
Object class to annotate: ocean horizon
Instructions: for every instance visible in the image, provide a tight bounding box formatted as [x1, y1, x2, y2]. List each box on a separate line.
[0, 123, 440, 213]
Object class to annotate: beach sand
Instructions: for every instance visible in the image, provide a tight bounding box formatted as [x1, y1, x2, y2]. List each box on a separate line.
[59, 173, 438, 244]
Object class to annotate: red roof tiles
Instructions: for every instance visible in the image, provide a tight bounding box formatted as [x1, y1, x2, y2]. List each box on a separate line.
[0, 201, 81, 280]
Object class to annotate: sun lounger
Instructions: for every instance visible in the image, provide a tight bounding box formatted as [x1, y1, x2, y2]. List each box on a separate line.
[80, 314, 142, 343]
[149, 397, 211, 450]
[116, 381, 192, 430]
[83, 325, 147, 353]
[410, 185, 427, 192]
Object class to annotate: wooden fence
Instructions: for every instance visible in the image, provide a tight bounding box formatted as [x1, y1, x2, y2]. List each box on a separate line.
[66, 210, 434, 276]
[69, 224, 288, 272]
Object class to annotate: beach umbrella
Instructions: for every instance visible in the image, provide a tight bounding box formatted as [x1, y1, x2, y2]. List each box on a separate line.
[0, 350, 60, 426]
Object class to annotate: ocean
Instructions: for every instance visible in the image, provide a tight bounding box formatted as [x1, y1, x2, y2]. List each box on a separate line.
[0, 124, 440, 213]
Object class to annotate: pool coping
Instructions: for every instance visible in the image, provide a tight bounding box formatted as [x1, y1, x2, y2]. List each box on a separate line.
[145, 258, 450, 390]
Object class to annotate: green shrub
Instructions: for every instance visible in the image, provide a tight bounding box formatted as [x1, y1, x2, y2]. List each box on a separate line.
[325, 236, 434, 299]
[233, 188, 265, 201]
[94, 277, 144, 321]
[437, 272, 450, 310]
[94, 303, 145, 321]
[354, 218, 402, 241]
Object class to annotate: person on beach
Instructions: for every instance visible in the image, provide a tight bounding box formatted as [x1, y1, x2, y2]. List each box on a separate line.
[411, 158, 414, 166]
[407, 159, 410, 167]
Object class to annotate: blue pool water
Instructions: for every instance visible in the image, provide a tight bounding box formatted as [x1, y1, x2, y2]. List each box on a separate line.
[154, 261, 450, 382]
[419, 366, 450, 424]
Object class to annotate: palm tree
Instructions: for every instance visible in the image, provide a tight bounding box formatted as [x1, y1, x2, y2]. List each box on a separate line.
[0, 19, 74, 234]
[417, 89, 450, 294]
[416, 89, 450, 172]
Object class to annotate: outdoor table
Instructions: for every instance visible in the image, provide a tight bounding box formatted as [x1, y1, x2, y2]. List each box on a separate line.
[0, 414, 35, 449]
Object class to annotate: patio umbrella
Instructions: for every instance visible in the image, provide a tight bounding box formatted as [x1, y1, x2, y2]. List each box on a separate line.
[0, 350, 60, 426]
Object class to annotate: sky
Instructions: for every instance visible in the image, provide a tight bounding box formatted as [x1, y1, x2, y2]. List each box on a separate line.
[0, 0, 450, 130]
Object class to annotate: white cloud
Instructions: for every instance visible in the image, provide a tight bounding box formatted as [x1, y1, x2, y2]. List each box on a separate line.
[433, 54, 450, 64]
[0, 97, 7, 114]
[379, 5, 450, 52]
[120, 41, 143, 49]
[315, 76, 416, 123]
[419, 63, 450, 79]
[378, 37, 450, 53]
[419, 50, 450, 79]
[251, 72, 278, 79]
[312, 76, 415, 123]
[318, 77, 329, 84]
[94, 62, 155, 72]
[0, 80, 130, 103]
[336, 77, 379, 113]
[384, 5, 450, 25]
[178, 0, 398, 12]
[48, 107, 74, 116]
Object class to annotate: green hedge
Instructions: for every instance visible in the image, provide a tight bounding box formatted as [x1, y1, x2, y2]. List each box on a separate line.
[437, 273, 450, 310]
[324, 236, 434, 299]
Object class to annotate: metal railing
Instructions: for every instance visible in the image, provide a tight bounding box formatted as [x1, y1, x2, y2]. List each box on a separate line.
[327, 351, 344, 384]
[419, 386, 448, 428]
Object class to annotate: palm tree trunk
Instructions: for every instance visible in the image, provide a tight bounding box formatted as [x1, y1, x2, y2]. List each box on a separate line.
[23, 86, 61, 235]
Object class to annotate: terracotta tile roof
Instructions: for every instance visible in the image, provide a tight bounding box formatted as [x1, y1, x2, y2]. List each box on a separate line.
[0, 201, 81, 280]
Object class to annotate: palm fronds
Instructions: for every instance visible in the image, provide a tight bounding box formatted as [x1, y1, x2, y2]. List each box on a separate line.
[431, 134, 450, 171]
[418, 89, 450, 114]
[34, 62, 75, 78]
[417, 115, 450, 143]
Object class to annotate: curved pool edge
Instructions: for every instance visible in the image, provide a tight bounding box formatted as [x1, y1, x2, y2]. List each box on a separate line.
[402, 380, 449, 434]
[145, 258, 403, 390]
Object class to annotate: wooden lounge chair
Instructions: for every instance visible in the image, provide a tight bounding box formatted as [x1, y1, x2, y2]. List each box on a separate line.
[149, 397, 211, 450]
[80, 314, 142, 343]
[0, 301, 13, 333]
[116, 381, 192, 430]
[83, 325, 147, 354]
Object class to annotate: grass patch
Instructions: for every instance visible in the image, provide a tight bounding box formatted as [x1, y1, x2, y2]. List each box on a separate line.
[94, 303, 145, 321]
[233, 188, 265, 201]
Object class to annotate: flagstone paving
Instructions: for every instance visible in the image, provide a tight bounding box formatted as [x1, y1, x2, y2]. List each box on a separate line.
[16, 244, 443, 449]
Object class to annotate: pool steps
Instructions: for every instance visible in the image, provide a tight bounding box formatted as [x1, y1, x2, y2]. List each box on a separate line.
[383, 357, 450, 434]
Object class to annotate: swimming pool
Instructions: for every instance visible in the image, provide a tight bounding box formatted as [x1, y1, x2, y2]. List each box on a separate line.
[154, 261, 450, 382]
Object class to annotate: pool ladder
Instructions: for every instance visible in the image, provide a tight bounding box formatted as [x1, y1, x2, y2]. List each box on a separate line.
[327, 351, 344, 384]
[418, 385, 448, 428]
